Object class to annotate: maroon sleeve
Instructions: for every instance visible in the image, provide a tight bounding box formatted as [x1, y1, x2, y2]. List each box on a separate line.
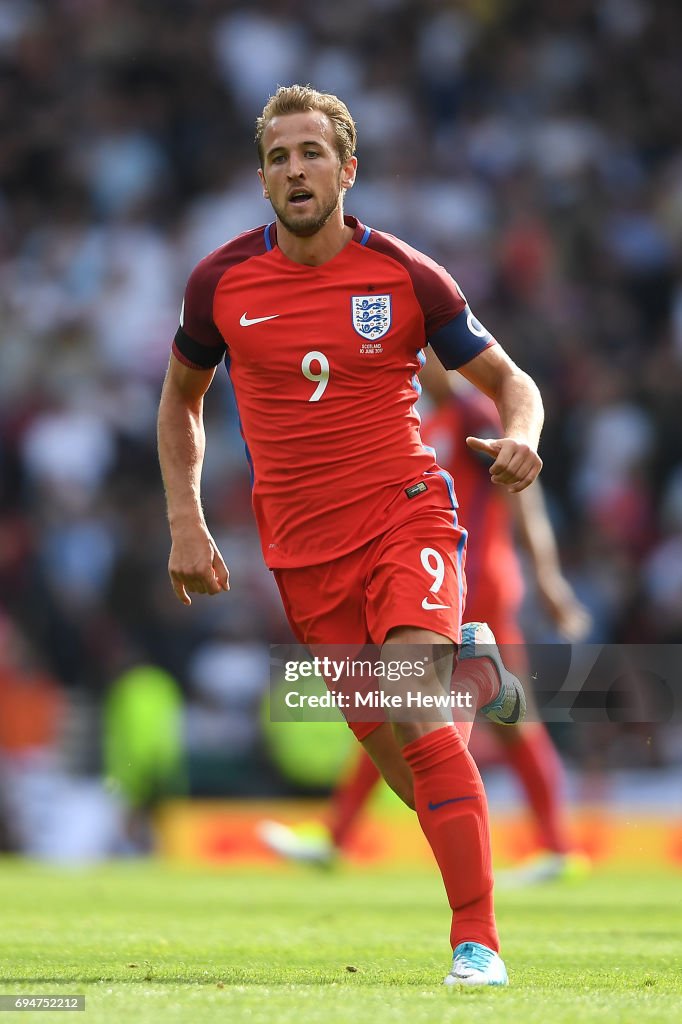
[364, 229, 466, 335]
[364, 229, 495, 368]
[172, 226, 270, 370]
[172, 255, 228, 370]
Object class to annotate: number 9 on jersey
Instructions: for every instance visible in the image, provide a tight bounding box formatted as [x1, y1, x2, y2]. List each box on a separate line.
[301, 351, 330, 402]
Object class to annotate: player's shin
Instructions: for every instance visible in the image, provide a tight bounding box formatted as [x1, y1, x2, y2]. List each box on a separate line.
[401, 724, 498, 952]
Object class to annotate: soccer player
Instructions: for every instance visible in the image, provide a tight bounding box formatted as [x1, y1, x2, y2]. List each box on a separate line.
[157, 85, 544, 987]
[260, 356, 592, 883]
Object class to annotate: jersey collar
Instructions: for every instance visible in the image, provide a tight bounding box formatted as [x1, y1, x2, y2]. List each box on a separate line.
[265, 215, 368, 251]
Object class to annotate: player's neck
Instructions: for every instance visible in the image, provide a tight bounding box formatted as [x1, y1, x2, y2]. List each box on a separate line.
[276, 212, 353, 267]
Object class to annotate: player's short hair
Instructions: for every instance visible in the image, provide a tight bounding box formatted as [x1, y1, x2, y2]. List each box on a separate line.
[255, 85, 357, 167]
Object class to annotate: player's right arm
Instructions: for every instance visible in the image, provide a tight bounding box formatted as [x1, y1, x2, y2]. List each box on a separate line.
[157, 354, 229, 605]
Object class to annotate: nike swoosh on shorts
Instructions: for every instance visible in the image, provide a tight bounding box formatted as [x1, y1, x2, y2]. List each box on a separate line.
[421, 597, 450, 610]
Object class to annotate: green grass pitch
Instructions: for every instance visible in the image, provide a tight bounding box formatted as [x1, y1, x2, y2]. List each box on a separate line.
[0, 858, 680, 1023]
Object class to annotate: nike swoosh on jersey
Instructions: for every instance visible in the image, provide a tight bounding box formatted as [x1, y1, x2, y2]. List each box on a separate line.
[421, 597, 450, 610]
[240, 313, 280, 326]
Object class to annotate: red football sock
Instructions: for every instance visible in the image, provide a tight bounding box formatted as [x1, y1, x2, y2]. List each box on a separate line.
[501, 724, 571, 854]
[449, 656, 498, 748]
[326, 751, 381, 849]
[402, 725, 498, 952]
[452, 719, 474, 747]
[452, 658, 500, 711]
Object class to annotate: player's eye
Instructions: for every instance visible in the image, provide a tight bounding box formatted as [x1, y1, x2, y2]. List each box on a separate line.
[304, 150, 319, 159]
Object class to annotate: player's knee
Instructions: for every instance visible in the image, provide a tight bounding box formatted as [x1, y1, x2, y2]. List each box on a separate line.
[394, 719, 449, 748]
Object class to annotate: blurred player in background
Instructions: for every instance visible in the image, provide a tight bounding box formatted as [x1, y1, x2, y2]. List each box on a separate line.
[0, 613, 65, 853]
[158, 85, 545, 986]
[261, 354, 592, 884]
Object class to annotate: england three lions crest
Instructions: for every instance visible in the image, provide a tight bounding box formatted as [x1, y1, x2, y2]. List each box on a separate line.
[351, 294, 392, 341]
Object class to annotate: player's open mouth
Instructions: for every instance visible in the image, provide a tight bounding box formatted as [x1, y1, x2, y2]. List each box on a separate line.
[289, 190, 313, 205]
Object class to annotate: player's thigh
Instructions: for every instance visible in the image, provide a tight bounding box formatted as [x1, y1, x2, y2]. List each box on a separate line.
[275, 552, 387, 742]
[273, 551, 370, 645]
[365, 512, 467, 646]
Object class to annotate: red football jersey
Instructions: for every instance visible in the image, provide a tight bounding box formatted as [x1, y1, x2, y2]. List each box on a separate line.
[421, 389, 525, 620]
[173, 216, 495, 568]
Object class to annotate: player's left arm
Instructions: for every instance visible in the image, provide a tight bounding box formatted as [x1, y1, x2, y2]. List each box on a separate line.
[456, 344, 544, 493]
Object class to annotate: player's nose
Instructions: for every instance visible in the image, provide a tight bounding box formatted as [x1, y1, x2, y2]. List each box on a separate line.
[287, 154, 305, 178]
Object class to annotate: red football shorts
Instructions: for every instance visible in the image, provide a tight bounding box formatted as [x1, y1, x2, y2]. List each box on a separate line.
[274, 499, 467, 741]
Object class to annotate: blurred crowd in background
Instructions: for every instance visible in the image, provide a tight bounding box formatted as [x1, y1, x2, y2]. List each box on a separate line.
[1, 0, 682, 852]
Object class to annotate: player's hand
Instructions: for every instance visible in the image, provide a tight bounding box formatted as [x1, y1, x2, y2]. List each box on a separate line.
[168, 523, 230, 606]
[466, 436, 543, 493]
[536, 574, 593, 641]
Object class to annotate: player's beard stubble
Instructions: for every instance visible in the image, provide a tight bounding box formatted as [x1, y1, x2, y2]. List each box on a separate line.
[270, 178, 344, 238]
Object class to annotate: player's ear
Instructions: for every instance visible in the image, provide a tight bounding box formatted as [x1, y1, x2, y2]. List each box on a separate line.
[257, 168, 269, 199]
[341, 156, 357, 192]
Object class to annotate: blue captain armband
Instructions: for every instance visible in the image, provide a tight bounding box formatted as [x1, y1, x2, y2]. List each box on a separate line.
[428, 306, 494, 370]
